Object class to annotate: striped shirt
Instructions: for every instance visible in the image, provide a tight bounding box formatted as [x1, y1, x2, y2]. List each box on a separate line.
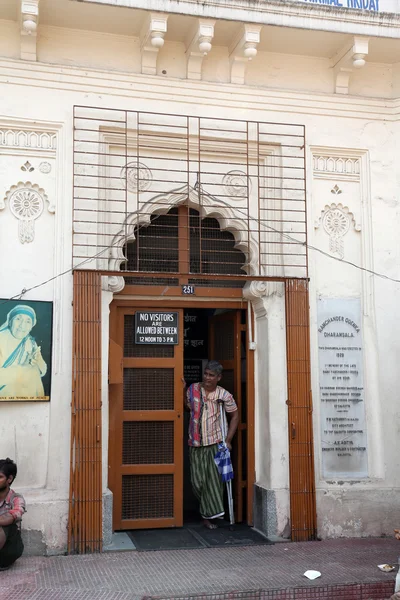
[186, 383, 237, 447]
[0, 489, 26, 530]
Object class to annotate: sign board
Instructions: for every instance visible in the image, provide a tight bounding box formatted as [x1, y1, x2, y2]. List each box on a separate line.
[286, 0, 388, 11]
[182, 284, 195, 295]
[81, 0, 400, 17]
[318, 298, 368, 478]
[135, 311, 179, 345]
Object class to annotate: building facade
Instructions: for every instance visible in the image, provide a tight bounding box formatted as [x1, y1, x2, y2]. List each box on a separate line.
[1, 0, 400, 554]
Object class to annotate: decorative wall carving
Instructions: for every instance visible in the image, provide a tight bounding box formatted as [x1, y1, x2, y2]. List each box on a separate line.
[331, 184, 342, 195]
[106, 183, 258, 293]
[120, 161, 152, 192]
[313, 155, 360, 178]
[0, 129, 57, 151]
[243, 280, 284, 318]
[315, 203, 361, 259]
[21, 160, 34, 172]
[222, 170, 251, 197]
[2, 182, 55, 244]
[39, 161, 52, 174]
[106, 275, 126, 293]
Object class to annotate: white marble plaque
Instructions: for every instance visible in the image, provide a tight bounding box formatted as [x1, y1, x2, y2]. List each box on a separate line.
[318, 298, 368, 478]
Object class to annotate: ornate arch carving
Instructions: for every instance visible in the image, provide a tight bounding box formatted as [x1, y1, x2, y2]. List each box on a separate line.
[105, 185, 259, 293]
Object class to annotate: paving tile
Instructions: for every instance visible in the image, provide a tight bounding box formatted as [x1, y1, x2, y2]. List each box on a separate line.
[0, 538, 398, 600]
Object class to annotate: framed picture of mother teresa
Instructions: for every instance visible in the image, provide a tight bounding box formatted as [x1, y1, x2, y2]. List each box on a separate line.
[0, 300, 53, 402]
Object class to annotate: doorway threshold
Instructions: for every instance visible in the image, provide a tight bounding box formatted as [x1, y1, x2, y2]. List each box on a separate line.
[103, 531, 136, 553]
[126, 523, 273, 552]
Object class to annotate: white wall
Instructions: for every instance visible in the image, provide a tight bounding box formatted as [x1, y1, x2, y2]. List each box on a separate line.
[0, 13, 399, 548]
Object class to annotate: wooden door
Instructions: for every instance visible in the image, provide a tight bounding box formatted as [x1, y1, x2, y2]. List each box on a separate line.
[208, 310, 246, 522]
[109, 306, 184, 530]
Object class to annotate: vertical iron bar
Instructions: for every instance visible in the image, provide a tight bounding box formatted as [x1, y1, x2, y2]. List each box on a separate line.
[303, 125, 308, 277]
[246, 120, 250, 277]
[257, 122, 261, 276]
[187, 115, 190, 274]
[198, 117, 202, 274]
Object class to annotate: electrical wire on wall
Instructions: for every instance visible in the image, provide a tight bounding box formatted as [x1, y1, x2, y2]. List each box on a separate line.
[2, 193, 400, 309]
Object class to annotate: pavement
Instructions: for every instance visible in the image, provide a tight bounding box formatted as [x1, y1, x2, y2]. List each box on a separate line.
[0, 537, 399, 600]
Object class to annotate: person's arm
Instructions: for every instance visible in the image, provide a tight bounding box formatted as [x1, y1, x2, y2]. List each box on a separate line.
[225, 410, 239, 450]
[0, 513, 14, 526]
[0, 494, 25, 526]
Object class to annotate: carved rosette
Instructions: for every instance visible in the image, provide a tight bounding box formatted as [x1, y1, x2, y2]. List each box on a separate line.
[39, 161, 52, 174]
[222, 170, 251, 198]
[2, 181, 54, 244]
[120, 161, 152, 192]
[315, 203, 360, 259]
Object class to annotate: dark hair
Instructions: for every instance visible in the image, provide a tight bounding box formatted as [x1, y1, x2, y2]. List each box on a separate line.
[0, 458, 17, 483]
[204, 360, 223, 376]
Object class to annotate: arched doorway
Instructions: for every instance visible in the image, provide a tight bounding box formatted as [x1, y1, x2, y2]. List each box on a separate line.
[122, 205, 248, 286]
[108, 205, 255, 531]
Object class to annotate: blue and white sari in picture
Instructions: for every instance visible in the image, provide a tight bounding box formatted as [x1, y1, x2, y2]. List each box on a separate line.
[0, 305, 47, 399]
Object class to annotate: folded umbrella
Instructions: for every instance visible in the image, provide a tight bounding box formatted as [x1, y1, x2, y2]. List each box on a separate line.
[217, 402, 235, 528]
[214, 442, 234, 483]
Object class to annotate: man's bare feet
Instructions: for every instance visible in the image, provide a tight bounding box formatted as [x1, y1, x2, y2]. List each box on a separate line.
[394, 529, 400, 540]
[203, 519, 218, 530]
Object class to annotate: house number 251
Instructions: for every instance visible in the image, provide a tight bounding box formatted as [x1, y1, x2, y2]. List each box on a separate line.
[181, 285, 195, 295]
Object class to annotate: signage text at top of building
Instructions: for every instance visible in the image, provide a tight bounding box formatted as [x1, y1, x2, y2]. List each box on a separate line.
[291, 0, 379, 10]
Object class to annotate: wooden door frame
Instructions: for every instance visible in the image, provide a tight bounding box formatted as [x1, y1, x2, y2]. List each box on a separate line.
[108, 297, 256, 528]
[109, 305, 184, 530]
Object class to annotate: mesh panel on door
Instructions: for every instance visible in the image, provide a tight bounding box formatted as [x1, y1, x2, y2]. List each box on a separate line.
[123, 422, 174, 464]
[214, 319, 234, 360]
[122, 474, 174, 520]
[123, 368, 174, 410]
[124, 315, 174, 358]
[221, 369, 234, 396]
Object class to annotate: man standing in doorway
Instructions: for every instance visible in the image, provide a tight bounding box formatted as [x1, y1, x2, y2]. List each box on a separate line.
[184, 361, 239, 529]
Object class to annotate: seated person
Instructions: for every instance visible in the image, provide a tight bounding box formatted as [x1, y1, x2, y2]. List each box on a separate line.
[0, 458, 25, 570]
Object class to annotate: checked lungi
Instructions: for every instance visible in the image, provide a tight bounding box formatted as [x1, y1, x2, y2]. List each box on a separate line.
[189, 444, 224, 520]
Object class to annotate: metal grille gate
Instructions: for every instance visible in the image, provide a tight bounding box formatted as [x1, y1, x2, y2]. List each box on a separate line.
[69, 106, 317, 551]
[72, 107, 307, 281]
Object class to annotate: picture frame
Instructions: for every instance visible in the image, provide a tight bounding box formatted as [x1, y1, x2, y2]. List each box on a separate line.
[0, 299, 53, 402]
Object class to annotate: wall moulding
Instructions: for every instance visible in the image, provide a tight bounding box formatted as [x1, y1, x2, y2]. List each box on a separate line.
[309, 144, 384, 482]
[0, 59, 393, 123]
[0, 128, 57, 153]
[310, 146, 371, 305]
[313, 154, 360, 181]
